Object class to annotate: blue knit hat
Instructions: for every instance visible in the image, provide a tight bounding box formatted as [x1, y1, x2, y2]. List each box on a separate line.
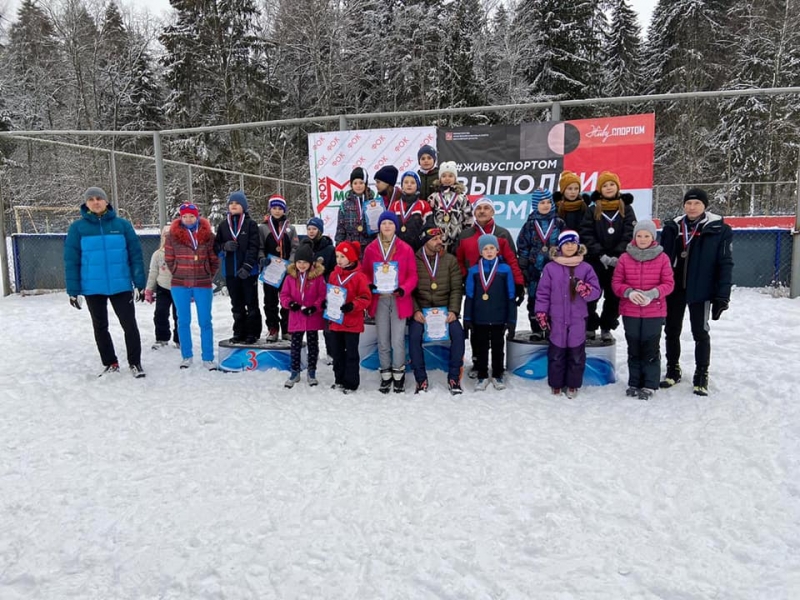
[378, 211, 399, 231]
[478, 234, 499, 252]
[417, 145, 437, 162]
[400, 170, 421, 192]
[531, 187, 553, 207]
[307, 216, 324, 234]
[558, 230, 580, 249]
[228, 190, 248, 213]
[269, 194, 287, 211]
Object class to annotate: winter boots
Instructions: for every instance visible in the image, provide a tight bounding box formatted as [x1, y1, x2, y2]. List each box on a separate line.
[660, 364, 682, 388]
[379, 370, 393, 394]
[693, 369, 709, 396]
[392, 369, 405, 393]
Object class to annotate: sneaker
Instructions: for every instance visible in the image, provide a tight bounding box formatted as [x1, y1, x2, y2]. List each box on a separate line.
[551, 387, 562, 395]
[324, 355, 334, 366]
[151, 340, 169, 350]
[638, 388, 655, 401]
[491, 376, 506, 390]
[281, 333, 291, 341]
[179, 357, 193, 369]
[266, 328, 279, 343]
[245, 336, 258, 344]
[130, 364, 146, 378]
[566, 387, 579, 399]
[228, 336, 243, 344]
[415, 379, 429, 394]
[392, 369, 405, 394]
[528, 332, 545, 342]
[660, 364, 682, 388]
[284, 371, 301, 388]
[307, 371, 318, 387]
[448, 380, 463, 395]
[626, 386, 639, 397]
[467, 367, 479, 379]
[693, 369, 709, 396]
[586, 330, 597, 340]
[98, 362, 120, 377]
[600, 330, 613, 342]
[474, 378, 490, 391]
[203, 361, 218, 371]
[379, 370, 393, 394]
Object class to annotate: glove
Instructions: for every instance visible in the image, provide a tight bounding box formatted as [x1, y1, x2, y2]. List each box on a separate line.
[144, 289, 155, 304]
[321, 300, 327, 310]
[369, 284, 377, 293]
[463, 321, 472, 332]
[506, 323, 516, 339]
[69, 296, 82, 310]
[608, 257, 619, 268]
[515, 283, 525, 307]
[536, 311, 549, 331]
[289, 301, 301, 312]
[600, 255, 618, 269]
[223, 240, 238, 252]
[575, 279, 592, 298]
[341, 302, 354, 313]
[301, 306, 317, 316]
[712, 298, 729, 321]
[641, 289, 659, 301]
[259, 256, 271, 269]
[628, 290, 648, 306]
[135, 289, 146, 302]
[236, 266, 251, 279]
[394, 287, 404, 297]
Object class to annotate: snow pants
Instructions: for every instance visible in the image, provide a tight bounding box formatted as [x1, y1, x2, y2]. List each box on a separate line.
[623, 316, 664, 389]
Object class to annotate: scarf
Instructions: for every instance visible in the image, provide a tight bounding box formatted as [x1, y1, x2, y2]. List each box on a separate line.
[558, 198, 585, 218]
[594, 198, 625, 221]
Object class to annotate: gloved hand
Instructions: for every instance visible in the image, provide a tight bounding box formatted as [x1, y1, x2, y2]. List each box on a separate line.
[369, 284, 377, 293]
[463, 321, 472, 333]
[301, 306, 317, 316]
[536, 311, 549, 331]
[515, 284, 525, 307]
[599, 255, 618, 269]
[506, 323, 516, 339]
[259, 256, 271, 269]
[289, 301, 301, 312]
[135, 289, 146, 302]
[341, 302, 354, 313]
[321, 300, 327, 310]
[69, 296, 82, 310]
[236, 266, 251, 279]
[394, 287, 404, 297]
[641, 288, 659, 301]
[627, 290, 648, 306]
[575, 279, 593, 298]
[223, 240, 238, 252]
[144, 289, 155, 304]
[712, 298, 729, 321]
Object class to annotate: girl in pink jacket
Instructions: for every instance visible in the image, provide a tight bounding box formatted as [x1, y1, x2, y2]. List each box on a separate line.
[280, 241, 327, 388]
[612, 220, 675, 400]
[361, 211, 419, 393]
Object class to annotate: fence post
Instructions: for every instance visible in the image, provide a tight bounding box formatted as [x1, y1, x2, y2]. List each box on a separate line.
[239, 173, 245, 191]
[790, 154, 800, 298]
[153, 132, 167, 227]
[110, 145, 119, 212]
[550, 102, 561, 122]
[187, 165, 193, 203]
[339, 115, 348, 131]
[0, 179, 11, 296]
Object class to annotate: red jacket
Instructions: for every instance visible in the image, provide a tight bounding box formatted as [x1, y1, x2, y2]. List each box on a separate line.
[456, 221, 524, 285]
[612, 243, 675, 318]
[328, 264, 372, 333]
[166, 218, 220, 288]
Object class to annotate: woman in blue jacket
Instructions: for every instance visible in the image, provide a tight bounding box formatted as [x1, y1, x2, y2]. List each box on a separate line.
[64, 187, 147, 377]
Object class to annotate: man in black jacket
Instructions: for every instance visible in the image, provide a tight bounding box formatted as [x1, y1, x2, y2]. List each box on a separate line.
[660, 188, 733, 396]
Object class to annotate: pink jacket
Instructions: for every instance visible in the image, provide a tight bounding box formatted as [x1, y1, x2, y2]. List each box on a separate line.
[279, 262, 327, 332]
[361, 236, 419, 319]
[612, 243, 675, 318]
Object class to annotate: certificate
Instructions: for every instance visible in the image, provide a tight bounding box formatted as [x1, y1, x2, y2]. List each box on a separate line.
[373, 261, 399, 294]
[324, 284, 347, 324]
[258, 254, 287, 288]
[423, 307, 450, 342]
[364, 199, 384, 234]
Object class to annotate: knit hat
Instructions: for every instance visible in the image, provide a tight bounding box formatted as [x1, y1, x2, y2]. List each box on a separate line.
[439, 161, 458, 179]
[350, 167, 368, 185]
[633, 219, 657, 239]
[558, 230, 580, 249]
[83, 186, 108, 203]
[473, 197, 495, 212]
[684, 188, 708, 207]
[336, 240, 360, 264]
[559, 171, 581, 194]
[228, 190, 248, 213]
[269, 194, 287, 211]
[378, 210, 399, 231]
[417, 145, 437, 162]
[306, 216, 324, 234]
[478, 234, 499, 252]
[295, 241, 314, 264]
[531, 188, 554, 211]
[596, 171, 621, 193]
[400, 170, 421, 191]
[179, 202, 199, 218]
[374, 165, 399, 187]
[420, 226, 443, 245]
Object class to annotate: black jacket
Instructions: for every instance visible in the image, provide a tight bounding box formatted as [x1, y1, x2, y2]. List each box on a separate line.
[307, 234, 336, 280]
[214, 213, 260, 277]
[554, 191, 591, 232]
[580, 192, 636, 259]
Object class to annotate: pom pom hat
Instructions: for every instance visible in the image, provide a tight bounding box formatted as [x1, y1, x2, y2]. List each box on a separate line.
[336, 240, 361, 264]
[269, 194, 287, 211]
[558, 230, 580, 249]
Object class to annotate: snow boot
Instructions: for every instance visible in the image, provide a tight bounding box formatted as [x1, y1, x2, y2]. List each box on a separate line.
[638, 388, 655, 401]
[307, 371, 318, 387]
[284, 371, 301, 388]
[448, 379, 463, 395]
[660, 364, 682, 388]
[693, 369, 709, 396]
[99, 362, 120, 377]
[415, 379, 429, 394]
[626, 386, 639, 397]
[392, 369, 405, 394]
[379, 369, 393, 394]
[130, 364, 146, 378]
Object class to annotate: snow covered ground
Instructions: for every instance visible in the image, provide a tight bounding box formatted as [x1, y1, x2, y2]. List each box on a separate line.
[0, 287, 798, 599]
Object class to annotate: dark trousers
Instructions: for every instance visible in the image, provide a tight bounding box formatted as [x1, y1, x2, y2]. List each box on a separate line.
[665, 288, 711, 370]
[547, 343, 586, 389]
[471, 324, 506, 378]
[262, 283, 288, 334]
[587, 264, 620, 332]
[330, 331, 361, 390]
[228, 275, 262, 340]
[290, 330, 319, 373]
[408, 319, 465, 383]
[85, 291, 142, 367]
[623, 316, 664, 389]
[154, 285, 179, 344]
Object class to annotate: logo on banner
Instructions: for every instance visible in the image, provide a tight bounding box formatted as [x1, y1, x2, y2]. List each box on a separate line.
[316, 176, 349, 213]
[585, 123, 648, 143]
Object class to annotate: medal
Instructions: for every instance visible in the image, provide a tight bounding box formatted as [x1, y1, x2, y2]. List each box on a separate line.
[608, 227, 615, 234]
[444, 215, 450, 223]
[379, 235, 397, 263]
[431, 282, 438, 290]
[681, 217, 700, 257]
[482, 293, 489, 301]
[268, 217, 288, 256]
[602, 211, 619, 237]
[438, 190, 457, 224]
[357, 225, 363, 232]
[476, 222, 496, 236]
[681, 251, 688, 258]
[422, 251, 440, 289]
[186, 227, 199, 251]
[478, 257, 499, 302]
[401, 226, 407, 232]
[534, 219, 555, 246]
[398, 198, 418, 234]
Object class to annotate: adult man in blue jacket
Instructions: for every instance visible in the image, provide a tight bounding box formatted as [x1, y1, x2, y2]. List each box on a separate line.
[64, 187, 147, 377]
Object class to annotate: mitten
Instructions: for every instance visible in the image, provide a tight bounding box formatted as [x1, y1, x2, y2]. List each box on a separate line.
[289, 301, 301, 312]
[536, 311, 549, 331]
[69, 296, 82, 310]
[223, 240, 238, 252]
[144, 289, 155, 304]
[135, 289, 146, 302]
[599, 255, 614, 269]
[506, 323, 516, 339]
[515, 284, 526, 307]
[712, 298, 729, 321]
[394, 287, 404, 297]
[236, 266, 251, 279]
[641, 288, 659, 301]
[301, 306, 317, 316]
[341, 302, 354, 313]
[575, 279, 592, 298]
[608, 256, 618, 268]
[369, 283, 378, 293]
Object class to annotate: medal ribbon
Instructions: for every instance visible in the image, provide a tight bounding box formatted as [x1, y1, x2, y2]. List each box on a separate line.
[602, 211, 619, 227]
[399, 200, 417, 227]
[479, 257, 499, 295]
[534, 219, 555, 245]
[379, 235, 397, 263]
[681, 218, 700, 249]
[422, 251, 439, 282]
[476, 221, 496, 236]
[269, 217, 288, 250]
[186, 227, 199, 251]
[227, 214, 244, 239]
[299, 272, 307, 303]
[356, 197, 364, 223]
[337, 271, 357, 286]
[438, 190, 457, 215]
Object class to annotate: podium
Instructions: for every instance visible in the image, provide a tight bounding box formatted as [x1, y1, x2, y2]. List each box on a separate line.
[506, 333, 617, 386]
[218, 339, 306, 372]
[358, 320, 453, 372]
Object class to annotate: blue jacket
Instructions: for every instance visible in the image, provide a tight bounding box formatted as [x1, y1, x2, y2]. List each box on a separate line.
[64, 205, 145, 297]
[464, 258, 517, 325]
[516, 208, 564, 283]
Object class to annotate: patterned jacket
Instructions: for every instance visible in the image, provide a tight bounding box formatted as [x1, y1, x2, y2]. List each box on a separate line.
[165, 218, 220, 288]
[517, 207, 564, 284]
[334, 189, 379, 251]
[427, 181, 473, 254]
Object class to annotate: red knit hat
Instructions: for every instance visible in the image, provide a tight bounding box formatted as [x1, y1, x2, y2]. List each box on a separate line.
[335, 240, 361, 264]
[179, 203, 199, 217]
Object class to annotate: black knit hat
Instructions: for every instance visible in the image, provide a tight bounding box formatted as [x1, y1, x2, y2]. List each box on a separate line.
[683, 188, 708, 207]
[350, 167, 368, 185]
[295, 241, 314, 264]
[374, 165, 399, 187]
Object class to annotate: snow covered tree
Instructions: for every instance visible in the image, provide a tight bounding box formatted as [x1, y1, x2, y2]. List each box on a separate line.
[602, 0, 643, 100]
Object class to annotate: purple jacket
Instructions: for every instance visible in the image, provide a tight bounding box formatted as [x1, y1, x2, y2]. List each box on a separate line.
[279, 262, 327, 332]
[535, 249, 601, 348]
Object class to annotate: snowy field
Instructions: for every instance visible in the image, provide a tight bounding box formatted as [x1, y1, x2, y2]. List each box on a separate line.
[0, 287, 798, 599]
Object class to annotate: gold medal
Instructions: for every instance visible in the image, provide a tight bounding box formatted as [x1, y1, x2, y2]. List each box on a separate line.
[382, 263, 390, 273]
[443, 215, 450, 223]
[482, 293, 489, 301]
[357, 225, 364, 232]
[431, 282, 438, 290]
[401, 225, 407, 233]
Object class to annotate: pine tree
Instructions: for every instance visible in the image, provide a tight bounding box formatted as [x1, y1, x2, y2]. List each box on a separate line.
[446, 0, 485, 119]
[603, 0, 643, 100]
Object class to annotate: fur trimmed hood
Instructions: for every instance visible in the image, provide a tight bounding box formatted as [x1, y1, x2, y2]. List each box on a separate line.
[286, 260, 325, 279]
[549, 243, 588, 261]
[170, 217, 214, 246]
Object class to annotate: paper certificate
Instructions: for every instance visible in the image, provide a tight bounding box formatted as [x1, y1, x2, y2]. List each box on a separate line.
[324, 284, 348, 324]
[373, 261, 399, 294]
[423, 307, 450, 342]
[364, 200, 384, 234]
[258, 255, 287, 288]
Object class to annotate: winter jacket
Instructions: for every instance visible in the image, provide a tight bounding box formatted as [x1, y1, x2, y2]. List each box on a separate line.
[328, 263, 372, 333]
[457, 221, 524, 285]
[661, 212, 733, 303]
[279, 262, 327, 332]
[146, 248, 172, 291]
[427, 181, 473, 253]
[361, 236, 419, 319]
[418, 168, 438, 202]
[580, 193, 636, 260]
[214, 213, 260, 278]
[464, 258, 517, 326]
[334, 189, 380, 250]
[516, 206, 564, 284]
[305, 234, 336, 279]
[553, 191, 590, 232]
[612, 243, 675, 318]
[535, 247, 602, 343]
[258, 215, 299, 261]
[64, 205, 145, 297]
[412, 248, 463, 316]
[166, 218, 220, 288]
[388, 195, 432, 252]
